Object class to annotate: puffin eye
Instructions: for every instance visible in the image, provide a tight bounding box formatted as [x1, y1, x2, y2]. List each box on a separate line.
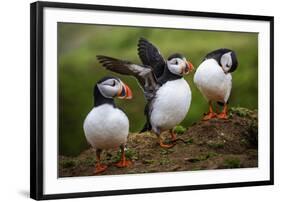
[175, 60, 178, 65]
[111, 80, 116, 86]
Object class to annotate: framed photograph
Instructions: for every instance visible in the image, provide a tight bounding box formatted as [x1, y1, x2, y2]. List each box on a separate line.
[30, 1, 274, 200]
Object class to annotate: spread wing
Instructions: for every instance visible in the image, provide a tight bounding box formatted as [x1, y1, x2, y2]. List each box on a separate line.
[137, 37, 166, 79]
[97, 55, 159, 100]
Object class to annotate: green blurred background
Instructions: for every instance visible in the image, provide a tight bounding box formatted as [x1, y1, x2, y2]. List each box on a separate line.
[58, 23, 258, 156]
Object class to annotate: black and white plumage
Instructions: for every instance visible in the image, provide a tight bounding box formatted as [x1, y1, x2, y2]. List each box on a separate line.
[97, 38, 194, 148]
[83, 77, 133, 174]
[194, 48, 238, 120]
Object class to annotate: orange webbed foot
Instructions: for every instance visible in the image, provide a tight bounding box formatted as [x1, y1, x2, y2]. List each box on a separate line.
[114, 159, 132, 168]
[159, 141, 175, 149]
[203, 101, 217, 120]
[217, 112, 228, 119]
[171, 131, 177, 141]
[203, 112, 217, 120]
[217, 103, 228, 119]
[114, 145, 133, 168]
[94, 164, 108, 174]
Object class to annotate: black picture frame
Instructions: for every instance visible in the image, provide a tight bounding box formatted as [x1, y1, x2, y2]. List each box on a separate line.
[30, 1, 274, 200]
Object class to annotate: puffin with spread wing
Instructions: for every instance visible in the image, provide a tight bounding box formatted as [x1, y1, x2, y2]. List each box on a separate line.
[97, 38, 193, 148]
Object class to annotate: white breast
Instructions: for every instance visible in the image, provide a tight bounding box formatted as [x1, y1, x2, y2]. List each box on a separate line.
[194, 59, 232, 103]
[150, 78, 191, 131]
[83, 104, 129, 150]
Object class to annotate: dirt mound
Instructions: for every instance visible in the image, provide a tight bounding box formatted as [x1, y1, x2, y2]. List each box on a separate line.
[59, 107, 258, 177]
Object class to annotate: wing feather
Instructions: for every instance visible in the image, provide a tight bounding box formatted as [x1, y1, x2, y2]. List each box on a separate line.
[97, 55, 158, 100]
[137, 38, 166, 79]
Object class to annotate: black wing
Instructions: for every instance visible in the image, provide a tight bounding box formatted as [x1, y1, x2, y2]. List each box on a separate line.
[97, 55, 159, 100]
[137, 38, 166, 79]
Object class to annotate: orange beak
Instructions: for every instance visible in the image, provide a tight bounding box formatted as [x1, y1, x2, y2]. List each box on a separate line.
[185, 61, 194, 73]
[117, 82, 133, 99]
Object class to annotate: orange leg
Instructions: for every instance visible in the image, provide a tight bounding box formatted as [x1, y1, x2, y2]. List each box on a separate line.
[217, 103, 228, 119]
[203, 101, 217, 120]
[94, 149, 107, 174]
[159, 136, 175, 148]
[170, 129, 177, 141]
[114, 145, 132, 168]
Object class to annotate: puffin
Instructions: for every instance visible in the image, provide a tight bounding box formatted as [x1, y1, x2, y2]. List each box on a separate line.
[193, 48, 238, 120]
[83, 76, 133, 174]
[97, 37, 194, 148]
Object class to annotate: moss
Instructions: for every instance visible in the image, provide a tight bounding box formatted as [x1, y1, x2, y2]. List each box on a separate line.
[109, 152, 120, 163]
[173, 125, 186, 134]
[159, 158, 170, 165]
[142, 159, 155, 164]
[205, 152, 218, 159]
[160, 148, 174, 155]
[83, 157, 95, 166]
[112, 148, 138, 163]
[125, 148, 138, 160]
[185, 138, 194, 144]
[224, 157, 241, 168]
[229, 107, 254, 118]
[61, 159, 76, 168]
[207, 142, 224, 149]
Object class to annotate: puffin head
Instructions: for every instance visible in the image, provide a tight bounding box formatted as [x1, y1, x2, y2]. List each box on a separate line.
[96, 76, 132, 99]
[220, 50, 238, 73]
[206, 49, 238, 73]
[166, 53, 194, 76]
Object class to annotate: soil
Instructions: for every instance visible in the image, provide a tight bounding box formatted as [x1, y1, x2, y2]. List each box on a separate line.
[59, 107, 258, 177]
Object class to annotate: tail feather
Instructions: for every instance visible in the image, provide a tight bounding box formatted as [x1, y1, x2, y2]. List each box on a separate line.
[139, 121, 152, 133]
[217, 101, 229, 106]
